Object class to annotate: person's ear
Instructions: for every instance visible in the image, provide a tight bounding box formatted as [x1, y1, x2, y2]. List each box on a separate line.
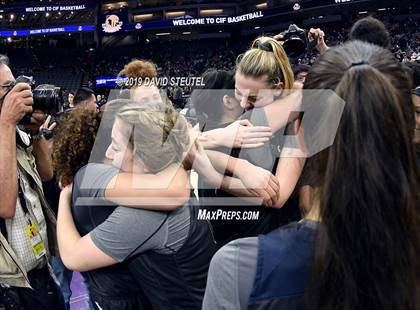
[222, 95, 237, 110]
[273, 82, 284, 97]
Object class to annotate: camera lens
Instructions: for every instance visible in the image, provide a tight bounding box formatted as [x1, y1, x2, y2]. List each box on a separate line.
[32, 85, 62, 115]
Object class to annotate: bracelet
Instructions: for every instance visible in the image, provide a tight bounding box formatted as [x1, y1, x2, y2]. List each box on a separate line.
[32, 132, 45, 141]
[32, 128, 53, 141]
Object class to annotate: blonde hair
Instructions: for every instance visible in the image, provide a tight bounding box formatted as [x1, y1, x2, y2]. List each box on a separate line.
[236, 36, 294, 90]
[117, 103, 189, 173]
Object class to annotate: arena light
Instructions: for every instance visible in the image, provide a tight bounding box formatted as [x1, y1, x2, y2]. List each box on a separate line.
[182, 31, 191, 34]
[134, 13, 154, 21]
[254, 26, 261, 29]
[156, 32, 171, 36]
[358, 11, 368, 14]
[200, 9, 224, 16]
[166, 11, 186, 18]
[10, 14, 14, 20]
[104, 1, 128, 10]
[378, 8, 387, 11]
[0, 15, 3, 19]
[256, 2, 267, 9]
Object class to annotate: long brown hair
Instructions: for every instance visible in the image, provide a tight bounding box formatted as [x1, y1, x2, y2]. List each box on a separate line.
[52, 108, 102, 187]
[304, 41, 420, 310]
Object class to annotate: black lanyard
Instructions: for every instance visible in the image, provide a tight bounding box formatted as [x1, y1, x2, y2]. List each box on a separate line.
[17, 171, 34, 227]
[18, 177, 30, 215]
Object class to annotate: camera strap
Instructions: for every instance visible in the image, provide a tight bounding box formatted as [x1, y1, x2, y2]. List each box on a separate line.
[0, 218, 6, 239]
[17, 171, 30, 216]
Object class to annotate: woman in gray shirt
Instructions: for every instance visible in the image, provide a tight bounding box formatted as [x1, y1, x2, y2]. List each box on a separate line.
[54, 99, 217, 309]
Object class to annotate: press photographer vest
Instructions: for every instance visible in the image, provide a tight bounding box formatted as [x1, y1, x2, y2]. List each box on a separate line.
[0, 144, 58, 289]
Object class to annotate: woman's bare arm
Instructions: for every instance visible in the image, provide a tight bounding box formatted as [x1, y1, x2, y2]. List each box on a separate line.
[105, 164, 190, 211]
[205, 150, 279, 206]
[262, 90, 302, 133]
[272, 156, 305, 209]
[57, 186, 117, 272]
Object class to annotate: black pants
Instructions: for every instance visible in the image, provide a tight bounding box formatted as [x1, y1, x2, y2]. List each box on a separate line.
[0, 265, 66, 310]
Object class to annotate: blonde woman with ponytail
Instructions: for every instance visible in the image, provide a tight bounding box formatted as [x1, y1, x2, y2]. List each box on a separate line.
[191, 36, 305, 246]
[200, 37, 298, 149]
[234, 36, 294, 110]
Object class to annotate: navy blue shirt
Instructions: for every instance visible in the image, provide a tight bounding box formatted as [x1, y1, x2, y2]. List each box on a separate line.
[203, 220, 318, 310]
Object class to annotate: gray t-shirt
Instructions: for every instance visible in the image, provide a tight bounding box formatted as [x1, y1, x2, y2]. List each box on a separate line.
[202, 237, 258, 310]
[240, 108, 297, 172]
[72, 163, 191, 263]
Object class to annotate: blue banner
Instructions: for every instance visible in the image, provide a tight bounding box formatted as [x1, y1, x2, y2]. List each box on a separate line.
[3, 3, 94, 13]
[96, 76, 119, 88]
[0, 25, 95, 37]
[125, 11, 265, 32]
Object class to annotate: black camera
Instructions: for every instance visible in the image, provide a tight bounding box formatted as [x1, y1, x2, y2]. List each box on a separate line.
[280, 24, 318, 58]
[15, 75, 63, 124]
[96, 95, 107, 109]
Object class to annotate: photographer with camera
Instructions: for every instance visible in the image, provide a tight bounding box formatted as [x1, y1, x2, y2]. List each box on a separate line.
[0, 55, 65, 309]
[274, 24, 329, 57]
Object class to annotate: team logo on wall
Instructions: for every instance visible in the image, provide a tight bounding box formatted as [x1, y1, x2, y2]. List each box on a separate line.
[135, 23, 143, 30]
[102, 15, 123, 33]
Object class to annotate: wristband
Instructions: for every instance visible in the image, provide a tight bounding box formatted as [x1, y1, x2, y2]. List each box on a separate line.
[32, 128, 53, 141]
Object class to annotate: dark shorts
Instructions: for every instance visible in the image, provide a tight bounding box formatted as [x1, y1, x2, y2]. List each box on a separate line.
[0, 265, 66, 310]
